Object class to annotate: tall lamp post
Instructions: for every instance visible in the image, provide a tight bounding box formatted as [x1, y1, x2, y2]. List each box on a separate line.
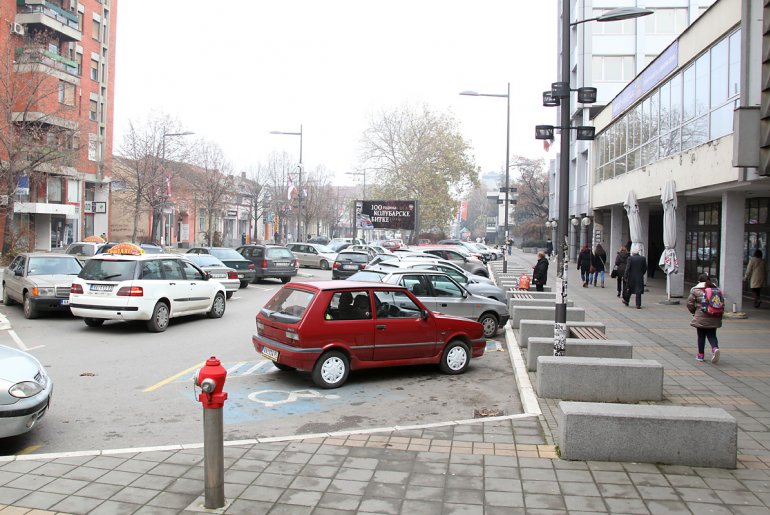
[536, 5, 652, 357]
[270, 125, 303, 242]
[160, 131, 194, 246]
[460, 83, 512, 272]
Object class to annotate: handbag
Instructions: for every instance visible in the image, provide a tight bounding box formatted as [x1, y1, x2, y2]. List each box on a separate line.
[589, 265, 596, 274]
[610, 267, 618, 279]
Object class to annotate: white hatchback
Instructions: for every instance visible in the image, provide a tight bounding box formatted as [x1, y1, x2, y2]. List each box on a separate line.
[69, 254, 227, 332]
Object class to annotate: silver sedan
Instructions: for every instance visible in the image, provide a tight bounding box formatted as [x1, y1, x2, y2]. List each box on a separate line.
[182, 254, 240, 299]
[0, 345, 52, 438]
[2, 253, 82, 319]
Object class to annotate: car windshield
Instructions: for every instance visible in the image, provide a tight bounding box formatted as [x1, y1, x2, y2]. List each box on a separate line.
[262, 287, 315, 323]
[210, 248, 244, 260]
[187, 255, 225, 267]
[348, 271, 385, 282]
[79, 259, 137, 281]
[27, 257, 82, 276]
[66, 244, 96, 256]
[266, 248, 294, 259]
[315, 245, 334, 253]
[141, 245, 163, 254]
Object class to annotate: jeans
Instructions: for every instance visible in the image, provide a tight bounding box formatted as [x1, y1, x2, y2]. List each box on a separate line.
[696, 327, 719, 355]
[592, 270, 605, 285]
[580, 269, 590, 283]
[616, 276, 624, 294]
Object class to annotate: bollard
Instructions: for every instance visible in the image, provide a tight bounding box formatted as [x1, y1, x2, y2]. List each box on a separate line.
[194, 356, 228, 509]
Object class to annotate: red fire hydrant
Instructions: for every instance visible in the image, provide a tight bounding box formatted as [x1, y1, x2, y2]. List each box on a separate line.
[194, 356, 228, 509]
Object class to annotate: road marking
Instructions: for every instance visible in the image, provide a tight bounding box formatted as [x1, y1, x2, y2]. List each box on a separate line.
[143, 361, 206, 393]
[248, 388, 340, 408]
[226, 362, 246, 374]
[17, 445, 42, 455]
[0, 313, 11, 331]
[8, 330, 44, 351]
[243, 361, 269, 375]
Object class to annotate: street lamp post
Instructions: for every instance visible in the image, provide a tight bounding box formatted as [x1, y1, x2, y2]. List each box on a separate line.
[544, 4, 652, 356]
[346, 169, 367, 241]
[460, 83, 511, 272]
[270, 125, 303, 242]
[159, 131, 194, 246]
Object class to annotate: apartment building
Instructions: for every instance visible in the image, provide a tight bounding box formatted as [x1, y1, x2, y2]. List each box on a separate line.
[550, 0, 715, 259]
[0, 0, 116, 252]
[591, 0, 769, 309]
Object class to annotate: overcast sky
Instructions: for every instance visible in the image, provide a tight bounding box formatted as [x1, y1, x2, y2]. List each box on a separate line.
[114, 1, 557, 187]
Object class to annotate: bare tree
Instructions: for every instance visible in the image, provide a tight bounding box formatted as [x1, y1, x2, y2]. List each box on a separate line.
[240, 164, 268, 242]
[510, 156, 549, 241]
[0, 31, 79, 254]
[186, 140, 233, 246]
[300, 164, 333, 238]
[114, 113, 188, 242]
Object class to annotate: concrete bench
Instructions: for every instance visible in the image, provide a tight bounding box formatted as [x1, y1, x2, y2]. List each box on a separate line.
[512, 306, 585, 329]
[502, 284, 552, 293]
[537, 357, 663, 402]
[509, 298, 574, 312]
[570, 326, 607, 340]
[526, 338, 633, 371]
[517, 320, 606, 348]
[505, 290, 557, 302]
[509, 292, 534, 300]
[558, 401, 737, 468]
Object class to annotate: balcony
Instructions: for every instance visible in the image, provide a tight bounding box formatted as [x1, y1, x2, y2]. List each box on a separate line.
[15, 47, 80, 81]
[16, 1, 81, 42]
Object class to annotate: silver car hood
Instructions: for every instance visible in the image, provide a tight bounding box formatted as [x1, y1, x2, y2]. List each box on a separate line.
[0, 345, 46, 405]
[26, 274, 79, 286]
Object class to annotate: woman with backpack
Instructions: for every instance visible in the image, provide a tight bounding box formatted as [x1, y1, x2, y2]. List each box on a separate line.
[687, 273, 723, 363]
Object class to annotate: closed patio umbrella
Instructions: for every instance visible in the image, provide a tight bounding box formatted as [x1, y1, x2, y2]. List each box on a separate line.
[659, 180, 680, 303]
[623, 190, 645, 256]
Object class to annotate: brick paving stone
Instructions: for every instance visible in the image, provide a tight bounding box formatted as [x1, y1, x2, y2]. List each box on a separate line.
[399, 499, 442, 515]
[446, 475, 482, 490]
[62, 466, 108, 482]
[110, 486, 159, 505]
[49, 495, 104, 514]
[522, 493, 566, 510]
[404, 484, 444, 501]
[559, 481, 602, 497]
[38, 477, 88, 495]
[317, 492, 361, 511]
[714, 489, 765, 505]
[645, 499, 692, 514]
[88, 500, 140, 515]
[444, 487, 484, 505]
[12, 490, 65, 510]
[522, 479, 560, 495]
[128, 474, 174, 491]
[92, 470, 141, 486]
[74, 482, 122, 500]
[563, 494, 608, 512]
[603, 496, 651, 514]
[676, 486, 724, 503]
[327, 479, 367, 496]
[442, 503, 485, 515]
[357, 497, 401, 514]
[629, 472, 671, 487]
[684, 501, 735, 514]
[131, 506, 180, 515]
[520, 467, 557, 482]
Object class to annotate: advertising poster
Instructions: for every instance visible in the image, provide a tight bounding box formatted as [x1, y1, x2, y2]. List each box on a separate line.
[355, 200, 416, 230]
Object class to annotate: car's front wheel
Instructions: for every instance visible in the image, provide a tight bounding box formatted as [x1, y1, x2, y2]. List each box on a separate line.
[320, 260, 329, 270]
[2, 284, 13, 306]
[23, 293, 38, 319]
[146, 302, 170, 332]
[479, 312, 499, 338]
[312, 350, 349, 389]
[207, 293, 226, 318]
[225, 291, 233, 300]
[84, 318, 104, 327]
[281, 277, 291, 284]
[440, 340, 470, 374]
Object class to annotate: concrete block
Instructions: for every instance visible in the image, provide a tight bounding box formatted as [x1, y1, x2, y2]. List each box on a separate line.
[509, 298, 573, 312]
[512, 306, 585, 329]
[558, 401, 737, 468]
[526, 338, 633, 371]
[516, 320, 606, 348]
[537, 357, 663, 402]
[505, 290, 557, 302]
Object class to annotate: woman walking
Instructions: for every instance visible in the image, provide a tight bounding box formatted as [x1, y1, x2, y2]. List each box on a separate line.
[592, 244, 607, 287]
[532, 251, 549, 292]
[744, 249, 767, 308]
[577, 245, 592, 287]
[687, 273, 723, 363]
[614, 245, 629, 297]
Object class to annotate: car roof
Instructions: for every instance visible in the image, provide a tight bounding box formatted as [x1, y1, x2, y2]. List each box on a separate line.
[21, 253, 79, 258]
[336, 250, 370, 256]
[283, 280, 409, 292]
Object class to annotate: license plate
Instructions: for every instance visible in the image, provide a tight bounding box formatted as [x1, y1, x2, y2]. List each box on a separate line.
[343, 264, 358, 270]
[261, 347, 279, 361]
[275, 262, 289, 267]
[60, 299, 69, 306]
[90, 284, 112, 292]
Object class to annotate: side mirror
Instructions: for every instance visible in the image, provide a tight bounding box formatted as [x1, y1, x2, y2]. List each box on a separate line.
[204, 272, 211, 280]
[421, 309, 430, 320]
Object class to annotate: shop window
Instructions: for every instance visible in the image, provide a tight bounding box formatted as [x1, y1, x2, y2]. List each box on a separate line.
[89, 100, 97, 121]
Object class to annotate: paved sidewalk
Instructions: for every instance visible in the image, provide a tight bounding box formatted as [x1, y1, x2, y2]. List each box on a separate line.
[1, 249, 770, 514]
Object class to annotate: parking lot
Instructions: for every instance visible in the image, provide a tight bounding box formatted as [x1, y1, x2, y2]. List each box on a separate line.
[0, 267, 522, 456]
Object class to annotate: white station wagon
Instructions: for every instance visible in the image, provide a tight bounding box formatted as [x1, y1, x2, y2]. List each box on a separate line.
[69, 252, 227, 332]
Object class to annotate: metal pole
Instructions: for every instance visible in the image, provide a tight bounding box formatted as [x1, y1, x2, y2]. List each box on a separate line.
[503, 82, 510, 274]
[297, 124, 303, 242]
[554, 0, 570, 357]
[203, 407, 225, 508]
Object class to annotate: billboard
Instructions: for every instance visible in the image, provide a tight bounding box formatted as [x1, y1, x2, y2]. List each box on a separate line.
[355, 200, 416, 230]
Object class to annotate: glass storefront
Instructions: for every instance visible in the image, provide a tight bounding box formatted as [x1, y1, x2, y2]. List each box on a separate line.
[745, 198, 770, 296]
[685, 203, 721, 283]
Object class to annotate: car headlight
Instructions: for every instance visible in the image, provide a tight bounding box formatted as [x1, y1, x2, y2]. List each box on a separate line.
[32, 287, 54, 297]
[9, 381, 44, 398]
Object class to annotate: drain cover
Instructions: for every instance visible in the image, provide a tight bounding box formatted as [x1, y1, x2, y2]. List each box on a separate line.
[474, 407, 505, 418]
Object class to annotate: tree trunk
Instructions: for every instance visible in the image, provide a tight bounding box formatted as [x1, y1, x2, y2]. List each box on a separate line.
[131, 196, 141, 243]
[1, 208, 14, 256]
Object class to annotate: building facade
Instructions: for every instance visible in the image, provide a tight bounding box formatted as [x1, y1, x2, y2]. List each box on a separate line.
[0, 0, 116, 252]
[591, 0, 768, 309]
[553, 0, 715, 259]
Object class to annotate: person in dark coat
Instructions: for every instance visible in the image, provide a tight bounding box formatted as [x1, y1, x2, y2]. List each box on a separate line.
[532, 251, 549, 292]
[545, 239, 553, 258]
[614, 245, 629, 298]
[577, 244, 592, 287]
[591, 243, 607, 287]
[623, 249, 648, 308]
[687, 273, 723, 363]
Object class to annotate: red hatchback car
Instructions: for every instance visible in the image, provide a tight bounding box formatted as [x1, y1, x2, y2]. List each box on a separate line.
[253, 281, 486, 388]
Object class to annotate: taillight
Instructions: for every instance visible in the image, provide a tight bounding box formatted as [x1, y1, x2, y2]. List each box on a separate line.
[117, 286, 144, 297]
[70, 283, 83, 294]
[286, 329, 299, 341]
[293, 258, 299, 268]
[256, 321, 264, 334]
[228, 271, 238, 280]
[261, 259, 268, 269]
[333, 262, 340, 269]
[248, 263, 255, 270]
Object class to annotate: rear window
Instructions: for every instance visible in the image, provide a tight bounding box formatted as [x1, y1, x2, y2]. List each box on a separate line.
[66, 244, 95, 257]
[261, 287, 316, 323]
[79, 259, 137, 282]
[210, 248, 244, 260]
[337, 252, 368, 264]
[187, 255, 224, 267]
[348, 271, 385, 282]
[266, 248, 294, 260]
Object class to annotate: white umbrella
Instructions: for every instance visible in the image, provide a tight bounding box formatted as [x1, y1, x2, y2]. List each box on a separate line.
[659, 179, 679, 275]
[623, 190, 645, 256]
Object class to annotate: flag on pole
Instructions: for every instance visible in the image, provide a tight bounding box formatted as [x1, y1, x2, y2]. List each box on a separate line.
[165, 175, 172, 196]
[543, 138, 554, 152]
[287, 175, 297, 200]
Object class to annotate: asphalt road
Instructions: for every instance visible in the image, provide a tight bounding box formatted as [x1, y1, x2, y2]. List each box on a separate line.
[0, 267, 522, 456]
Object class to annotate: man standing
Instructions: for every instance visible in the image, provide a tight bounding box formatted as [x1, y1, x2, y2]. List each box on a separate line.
[532, 251, 549, 292]
[623, 249, 648, 309]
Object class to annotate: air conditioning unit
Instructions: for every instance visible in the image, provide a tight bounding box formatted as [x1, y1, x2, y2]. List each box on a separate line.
[84, 201, 94, 213]
[11, 23, 25, 36]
